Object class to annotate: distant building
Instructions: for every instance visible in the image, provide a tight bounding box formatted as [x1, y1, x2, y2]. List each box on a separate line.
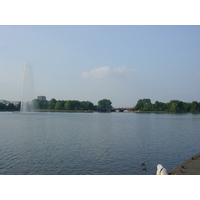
[37, 96, 46, 101]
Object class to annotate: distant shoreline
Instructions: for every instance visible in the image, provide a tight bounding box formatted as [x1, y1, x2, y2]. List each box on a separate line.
[35, 109, 94, 113]
[131, 110, 200, 114]
[3, 110, 199, 114]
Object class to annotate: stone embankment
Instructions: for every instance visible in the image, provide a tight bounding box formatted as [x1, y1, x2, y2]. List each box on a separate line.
[169, 152, 200, 175]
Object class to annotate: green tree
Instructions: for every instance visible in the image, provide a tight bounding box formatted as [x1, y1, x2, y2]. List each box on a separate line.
[134, 99, 143, 110]
[65, 100, 74, 110]
[48, 98, 57, 109]
[7, 103, 17, 111]
[167, 100, 176, 112]
[42, 100, 49, 109]
[133, 99, 200, 113]
[190, 101, 200, 113]
[73, 100, 81, 110]
[0, 102, 6, 111]
[59, 101, 66, 110]
[38, 100, 44, 109]
[160, 102, 167, 111]
[55, 101, 63, 110]
[65, 100, 72, 110]
[65, 100, 81, 110]
[153, 101, 160, 111]
[98, 99, 112, 111]
[167, 100, 184, 113]
[183, 102, 191, 112]
[80, 101, 94, 110]
[134, 98, 152, 111]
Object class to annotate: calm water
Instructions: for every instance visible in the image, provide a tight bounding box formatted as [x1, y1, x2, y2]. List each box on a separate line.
[0, 112, 199, 175]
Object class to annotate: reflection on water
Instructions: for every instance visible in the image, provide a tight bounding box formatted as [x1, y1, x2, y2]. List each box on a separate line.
[0, 112, 199, 175]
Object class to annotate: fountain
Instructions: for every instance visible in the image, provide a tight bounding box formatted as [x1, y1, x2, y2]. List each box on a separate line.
[20, 62, 34, 112]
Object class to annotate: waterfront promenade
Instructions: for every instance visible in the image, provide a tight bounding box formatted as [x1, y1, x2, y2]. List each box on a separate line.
[169, 152, 200, 175]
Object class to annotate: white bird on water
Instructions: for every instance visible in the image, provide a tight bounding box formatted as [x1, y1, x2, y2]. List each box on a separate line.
[156, 164, 168, 175]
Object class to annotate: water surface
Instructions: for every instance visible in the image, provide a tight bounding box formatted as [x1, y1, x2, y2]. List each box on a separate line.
[0, 112, 199, 175]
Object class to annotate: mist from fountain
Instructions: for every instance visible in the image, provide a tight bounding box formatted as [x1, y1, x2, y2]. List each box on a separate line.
[20, 62, 35, 112]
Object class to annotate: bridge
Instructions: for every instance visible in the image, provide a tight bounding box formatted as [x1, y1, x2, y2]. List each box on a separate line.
[112, 107, 134, 112]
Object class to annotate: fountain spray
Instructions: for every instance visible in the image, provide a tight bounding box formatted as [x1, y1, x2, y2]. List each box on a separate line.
[20, 62, 34, 112]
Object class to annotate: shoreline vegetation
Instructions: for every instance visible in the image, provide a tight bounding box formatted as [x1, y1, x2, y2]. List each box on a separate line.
[36, 109, 94, 113]
[0, 98, 200, 113]
[133, 98, 200, 114]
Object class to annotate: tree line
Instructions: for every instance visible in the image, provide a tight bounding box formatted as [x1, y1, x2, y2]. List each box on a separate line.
[27, 98, 112, 112]
[133, 99, 200, 113]
[0, 102, 20, 111]
[0, 98, 113, 112]
[1, 98, 200, 113]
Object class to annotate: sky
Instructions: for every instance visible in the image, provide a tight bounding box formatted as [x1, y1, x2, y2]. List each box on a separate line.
[0, 25, 200, 107]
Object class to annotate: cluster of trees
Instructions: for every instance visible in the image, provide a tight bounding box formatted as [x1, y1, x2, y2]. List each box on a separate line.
[30, 98, 112, 112]
[97, 99, 112, 111]
[31, 98, 94, 111]
[0, 102, 20, 111]
[0, 98, 113, 112]
[133, 98, 200, 113]
[1, 97, 200, 113]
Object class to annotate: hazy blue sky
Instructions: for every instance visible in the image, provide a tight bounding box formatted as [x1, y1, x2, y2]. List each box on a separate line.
[0, 25, 200, 107]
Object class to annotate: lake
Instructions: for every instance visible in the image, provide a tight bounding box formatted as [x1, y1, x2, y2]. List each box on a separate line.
[0, 112, 199, 175]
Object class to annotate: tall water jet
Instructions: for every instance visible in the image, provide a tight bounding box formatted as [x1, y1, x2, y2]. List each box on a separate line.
[21, 62, 34, 112]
